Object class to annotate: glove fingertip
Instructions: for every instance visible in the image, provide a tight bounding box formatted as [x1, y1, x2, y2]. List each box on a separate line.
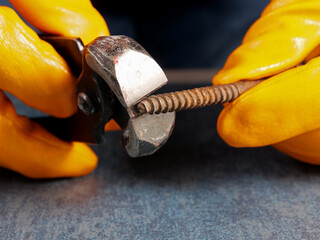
[66, 142, 98, 178]
[216, 98, 266, 148]
[217, 107, 245, 148]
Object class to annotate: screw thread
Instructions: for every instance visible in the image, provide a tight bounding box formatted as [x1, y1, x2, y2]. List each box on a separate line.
[138, 80, 261, 114]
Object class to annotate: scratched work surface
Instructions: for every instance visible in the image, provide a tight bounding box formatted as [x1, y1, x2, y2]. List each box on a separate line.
[1, 82, 320, 240]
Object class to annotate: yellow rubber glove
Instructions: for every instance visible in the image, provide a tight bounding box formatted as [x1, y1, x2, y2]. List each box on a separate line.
[213, 0, 320, 165]
[0, 0, 110, 178]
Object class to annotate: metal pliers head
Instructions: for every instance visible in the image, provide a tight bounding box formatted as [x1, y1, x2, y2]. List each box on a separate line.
[39, 35, 175, 157]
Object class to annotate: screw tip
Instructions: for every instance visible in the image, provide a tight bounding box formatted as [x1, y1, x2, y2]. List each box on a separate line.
[137, 102, 148, 114]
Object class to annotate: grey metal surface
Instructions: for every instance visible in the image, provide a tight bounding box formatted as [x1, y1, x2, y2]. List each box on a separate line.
[1, 84, 320, 239]
[86, 35, 168, 108]
[123, 112, 175, 157]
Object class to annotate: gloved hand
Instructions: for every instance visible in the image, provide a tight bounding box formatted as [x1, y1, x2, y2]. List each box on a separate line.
[0, 0, 113, 178]
[213, 0, 320, 165]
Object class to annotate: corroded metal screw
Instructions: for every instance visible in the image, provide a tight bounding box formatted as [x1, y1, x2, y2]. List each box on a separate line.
[138, 80, 262, 114]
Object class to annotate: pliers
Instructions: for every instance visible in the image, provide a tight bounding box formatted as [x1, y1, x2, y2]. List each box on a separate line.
[34, 35, 175, 157]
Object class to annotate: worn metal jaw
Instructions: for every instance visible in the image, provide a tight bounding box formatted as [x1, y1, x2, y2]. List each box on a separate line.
[38, 35, 175, 157]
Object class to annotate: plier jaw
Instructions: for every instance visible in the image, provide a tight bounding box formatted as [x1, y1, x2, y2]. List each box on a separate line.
[35, 35, 175, 157]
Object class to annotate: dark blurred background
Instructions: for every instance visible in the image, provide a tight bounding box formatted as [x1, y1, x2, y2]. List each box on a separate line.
[3, 0, 270, 68]
[91, 0, 269, 68]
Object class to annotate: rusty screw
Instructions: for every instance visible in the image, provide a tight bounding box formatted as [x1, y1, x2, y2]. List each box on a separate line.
[138, 80, 262, 114]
